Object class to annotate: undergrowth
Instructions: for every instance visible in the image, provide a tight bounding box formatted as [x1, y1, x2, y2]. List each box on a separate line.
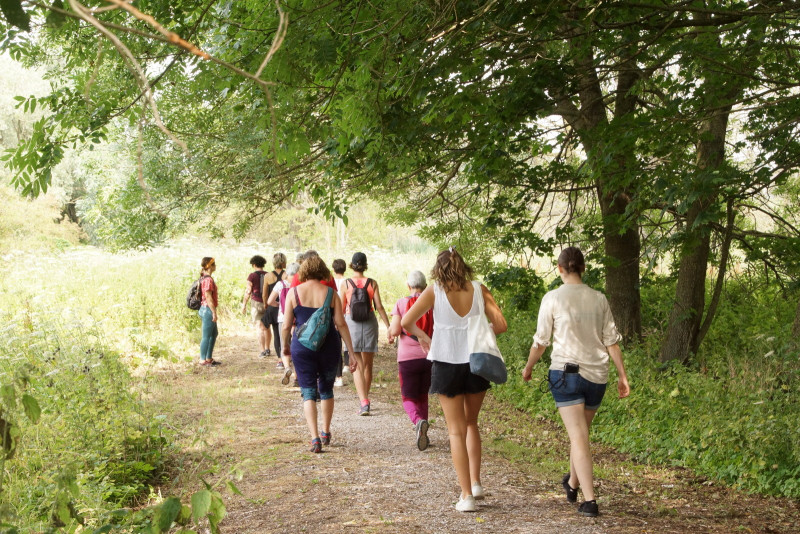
[487, 267, 800, 498]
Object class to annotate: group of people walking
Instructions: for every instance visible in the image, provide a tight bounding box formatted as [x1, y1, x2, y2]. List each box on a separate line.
[194, 246, 630, 516]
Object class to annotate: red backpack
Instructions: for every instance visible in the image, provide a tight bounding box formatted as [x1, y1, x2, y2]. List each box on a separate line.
[401, 294, 433, 340]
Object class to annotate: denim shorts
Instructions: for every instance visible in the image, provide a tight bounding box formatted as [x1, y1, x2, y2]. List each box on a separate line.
[548, 370, 607, 410]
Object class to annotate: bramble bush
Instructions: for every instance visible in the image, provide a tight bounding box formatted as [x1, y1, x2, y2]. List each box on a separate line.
[488, 267, 800, 497]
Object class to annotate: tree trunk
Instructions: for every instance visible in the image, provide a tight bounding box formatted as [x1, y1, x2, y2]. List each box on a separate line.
[792, 296, 800, 340]
[660, 111, 729, 363]
[659, 204, 712, 362]
[560, 45, 643, 343]
[600, 193, 642, 343]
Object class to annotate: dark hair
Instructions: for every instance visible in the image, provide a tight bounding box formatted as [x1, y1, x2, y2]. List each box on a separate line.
[557, 247, 586, 275]
[332, 259, 346, 275]
[431, 248, 473, 292]
[201, 257, 215, 276]
[298, 254, 332, 282]
[350, 252, 367, 272]
[250, 255, 267, 268]
[273, 252, 287, 269]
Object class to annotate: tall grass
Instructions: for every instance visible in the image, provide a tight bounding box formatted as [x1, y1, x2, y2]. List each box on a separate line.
[0, 240, 436, 530]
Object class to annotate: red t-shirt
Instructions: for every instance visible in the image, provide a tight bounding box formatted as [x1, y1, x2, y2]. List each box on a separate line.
[201, 276, 218, 308]
[290, 273, 337, 290]
[247, 271, 265, 303]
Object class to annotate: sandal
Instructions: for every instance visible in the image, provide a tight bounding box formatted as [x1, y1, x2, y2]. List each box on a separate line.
[320, 431, 331, 446]
[310, 437, 322, 453]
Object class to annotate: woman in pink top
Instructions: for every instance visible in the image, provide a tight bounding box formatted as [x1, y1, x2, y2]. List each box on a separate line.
[387, 270, 433, 451]
[198, 257, 221, 366]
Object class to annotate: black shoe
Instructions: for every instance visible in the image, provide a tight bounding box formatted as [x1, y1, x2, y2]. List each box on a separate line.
[562, 473, 578, 503]
[578, 500, 598, 517]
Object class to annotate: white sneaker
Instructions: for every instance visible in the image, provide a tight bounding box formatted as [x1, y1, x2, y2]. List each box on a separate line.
[334, 377, 344, 387]
[455, 495, 476, 512]
[471, 484, 485, 500]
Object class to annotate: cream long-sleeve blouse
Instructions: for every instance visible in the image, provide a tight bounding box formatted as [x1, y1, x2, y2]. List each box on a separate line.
[533, 283, 621, 384]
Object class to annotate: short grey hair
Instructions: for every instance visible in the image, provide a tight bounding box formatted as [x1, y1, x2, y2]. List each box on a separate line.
[407, 270, 427, 290]
[287, 262, 301, 276]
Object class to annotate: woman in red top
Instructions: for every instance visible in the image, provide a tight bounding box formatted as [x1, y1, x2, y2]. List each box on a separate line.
[199, 257, 221, 366]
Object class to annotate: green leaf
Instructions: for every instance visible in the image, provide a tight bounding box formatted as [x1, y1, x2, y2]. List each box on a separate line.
[0, 0, 30, 31]
[45, 0, 66, 27]
[155, 497, 182, 532]
[21, 394, 41, 423]
[0, 385, 15, 407]
[190, 490, 211, 522]
[226, 480, 243, 496]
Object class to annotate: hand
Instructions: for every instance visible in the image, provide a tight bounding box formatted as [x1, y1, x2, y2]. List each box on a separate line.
[387, 332, 395, 344]
[241, 305, 247, 314]
[618, 377, 630, 399]
[349, 360, 358, 373]
[418, 335, 431, 354]
[211, 313, 218, 323]
[522, 365, 533, 382]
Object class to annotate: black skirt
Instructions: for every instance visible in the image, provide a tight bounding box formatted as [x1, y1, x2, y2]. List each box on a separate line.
[429, 361, 490, 398]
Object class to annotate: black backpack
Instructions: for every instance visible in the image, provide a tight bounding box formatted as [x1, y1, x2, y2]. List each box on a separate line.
[186, 275, 207, 310]
[347, 278, 373, 322]
[265, 270, 284, 300]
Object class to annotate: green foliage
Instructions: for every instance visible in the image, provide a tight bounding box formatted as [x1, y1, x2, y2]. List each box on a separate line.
[484, 265, 546, 312]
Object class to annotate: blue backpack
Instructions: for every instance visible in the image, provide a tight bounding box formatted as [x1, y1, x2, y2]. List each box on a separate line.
[296, 287, 334, 351]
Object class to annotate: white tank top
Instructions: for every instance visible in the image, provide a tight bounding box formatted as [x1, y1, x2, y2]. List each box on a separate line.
[427, 281, 481, 364]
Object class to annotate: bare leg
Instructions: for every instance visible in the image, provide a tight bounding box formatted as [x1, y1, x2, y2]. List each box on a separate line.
[567, 408, 597, 490]
[559, 404, 596, 501]
[353, 352, 375, 403]
[257, 322, 268, 352]
[439, 393, 471, 498]
[263, 322, 272, 354]
[303, 400, 319, 440]
[320, 398, 334, 434]
[464, 391, 487, 487]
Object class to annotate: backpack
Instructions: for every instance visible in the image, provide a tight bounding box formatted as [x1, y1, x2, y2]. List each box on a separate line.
[295, 287, 334, 351]
[401, 294, 434, 341]
[347, 278, 373, 322]
[266, 270, 284, 300]
[279, 281, 291, 314]
[252, 271, 266, 300]
[186, 275, 207, 310]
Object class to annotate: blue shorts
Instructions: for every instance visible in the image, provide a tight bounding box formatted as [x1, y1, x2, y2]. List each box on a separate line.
[548, 370, 607, 410]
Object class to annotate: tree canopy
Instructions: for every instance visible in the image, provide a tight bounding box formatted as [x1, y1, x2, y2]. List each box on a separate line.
[2, 0, 800, 360]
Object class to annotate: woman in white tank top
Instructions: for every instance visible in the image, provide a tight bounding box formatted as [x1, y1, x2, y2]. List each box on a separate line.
[402, 248, 507, 513]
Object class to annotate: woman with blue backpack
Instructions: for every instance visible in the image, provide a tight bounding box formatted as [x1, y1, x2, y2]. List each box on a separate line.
[281, 254, 357, 453]
[339, 252, 392, 416]
[387, 270, 434, 451]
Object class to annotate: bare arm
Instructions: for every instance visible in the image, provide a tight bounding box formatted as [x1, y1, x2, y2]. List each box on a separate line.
[241, 280, 253, 312]
[401, 285, 435, 353]
[387, 314, 402, 340]
[333, 294, 359, 371]
[371, 281, 392, 329]
[266, 285, 280, 307]
[607, 343, 630, 398]
[523, 342, 547, 382]
[481, 284, 507, 335]
[281, 291, 296, 357]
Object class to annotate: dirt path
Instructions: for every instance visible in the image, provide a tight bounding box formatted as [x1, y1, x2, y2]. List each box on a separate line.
[149, 328, 800, 533]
